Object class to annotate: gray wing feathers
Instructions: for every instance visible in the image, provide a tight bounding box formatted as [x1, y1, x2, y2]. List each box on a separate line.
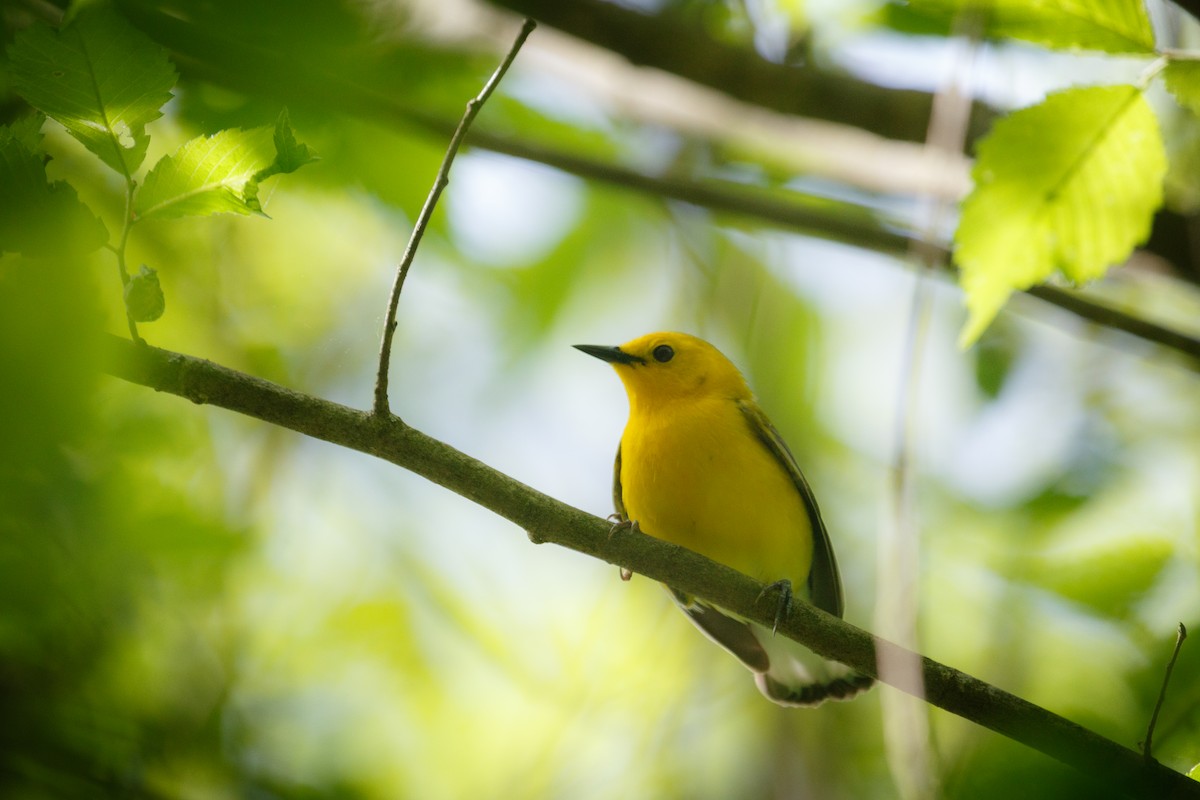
[737, 400, 844, 618]
[669, 589, 771, 673]
[612, 444, 627, 522]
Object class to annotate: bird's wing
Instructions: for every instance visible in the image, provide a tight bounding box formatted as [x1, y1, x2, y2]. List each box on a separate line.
[737, 399, 844, 618]
[612, 443, 627, 522]
[669, 589, 771, 673]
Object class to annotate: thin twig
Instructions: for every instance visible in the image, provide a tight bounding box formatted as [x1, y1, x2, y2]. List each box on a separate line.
[102, 334, 1200, 799]
[1144, 623, 1188, 763]
[121, 4, 1200, 369]
[373, 18, 536, 417]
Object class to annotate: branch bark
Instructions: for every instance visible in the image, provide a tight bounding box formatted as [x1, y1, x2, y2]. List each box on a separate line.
[103, 334, 1199, 799]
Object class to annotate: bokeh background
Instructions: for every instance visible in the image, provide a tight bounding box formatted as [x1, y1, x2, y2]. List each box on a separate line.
[3, 0, 1200, 797]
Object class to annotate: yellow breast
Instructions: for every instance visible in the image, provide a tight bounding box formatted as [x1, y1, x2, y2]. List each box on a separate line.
[619, 395, 813, 591]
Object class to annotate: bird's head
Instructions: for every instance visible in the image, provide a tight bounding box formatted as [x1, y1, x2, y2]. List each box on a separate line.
[574, 332, 751, 412]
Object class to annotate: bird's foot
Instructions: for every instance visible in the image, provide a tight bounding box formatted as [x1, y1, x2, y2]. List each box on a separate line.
[757, 579, 793, 636]
[606, 515, 640, 540]
[607, 515, 639, 581]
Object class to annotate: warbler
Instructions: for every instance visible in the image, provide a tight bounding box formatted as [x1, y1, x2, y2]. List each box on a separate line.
[575, 332, 873, 706]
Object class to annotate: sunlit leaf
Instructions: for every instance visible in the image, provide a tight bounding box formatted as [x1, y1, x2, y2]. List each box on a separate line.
[1164, 60, 1200, 117]
[135, 126, 276, 220]
[7, 7, 176, 178]
[955, 85, 1165, 345]
[908, 0, 1155, 54]
[0, 121, 107, 256]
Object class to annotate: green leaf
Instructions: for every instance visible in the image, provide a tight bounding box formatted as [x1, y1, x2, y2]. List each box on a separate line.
[955, 85, 1165, 345]
[908, 0, 1155, 54]
[123, 265, 165, 322]
[270, 109, 319, 175]
[1164, 60, 1200, 117]
[135, 126, 277, 221]
[0, 121, 108, 257]
[7, 113, 46, 152]
[242, 109, 319, 213]
[7, 7, 176, 178]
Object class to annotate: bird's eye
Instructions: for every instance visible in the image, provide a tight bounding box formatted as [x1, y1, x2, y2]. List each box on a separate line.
[652, 344, 675, 363]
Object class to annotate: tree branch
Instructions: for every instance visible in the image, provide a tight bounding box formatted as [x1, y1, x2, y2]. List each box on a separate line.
[102, 333, 1199, 799]
[114, 1, 1200, 370]
[374, 18, 535, 416]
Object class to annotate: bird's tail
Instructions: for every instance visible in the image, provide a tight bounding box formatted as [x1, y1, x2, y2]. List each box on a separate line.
[671, 591, 874, 708]
[755, 669, 875, 707]
[752, 620, 874, 707]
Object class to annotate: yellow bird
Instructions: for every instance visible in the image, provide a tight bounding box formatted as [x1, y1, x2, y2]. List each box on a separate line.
[575, 332, 873, 706]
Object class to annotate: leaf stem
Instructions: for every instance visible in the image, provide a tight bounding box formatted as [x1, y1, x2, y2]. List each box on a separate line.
[1137, 55, 1169, 90]
[372, 18, 536, 417]
[114, 177, 142, 343]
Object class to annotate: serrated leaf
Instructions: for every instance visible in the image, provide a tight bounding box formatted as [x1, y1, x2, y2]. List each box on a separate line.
[243, 109, 318, 213]
[909, 0, 1155, 54]
[7, 6, 176, 178]
[135, 126, 276, 221]
[955, 85, 1165, 345]
[0, 124, 108, 256]
[1164, 60, 1200, 117]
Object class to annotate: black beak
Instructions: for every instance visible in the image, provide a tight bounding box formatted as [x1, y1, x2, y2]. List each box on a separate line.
[573, 344, 645, 365]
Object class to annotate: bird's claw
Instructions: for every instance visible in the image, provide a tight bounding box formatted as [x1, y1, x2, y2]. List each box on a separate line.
[607, 516, 640, 580]
[606, 515, 640, 540]
[757, 579, 793, 636]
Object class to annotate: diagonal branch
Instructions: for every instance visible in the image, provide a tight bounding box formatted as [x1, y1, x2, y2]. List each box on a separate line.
[102, 333, 1199, 800]
[374, 18, 536, 416]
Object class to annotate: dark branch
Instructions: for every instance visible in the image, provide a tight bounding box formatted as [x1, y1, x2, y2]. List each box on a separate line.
[1025, 286, 1200, 362]
[102, 334, 1200, 800]
[1173, 0, 1200, 28]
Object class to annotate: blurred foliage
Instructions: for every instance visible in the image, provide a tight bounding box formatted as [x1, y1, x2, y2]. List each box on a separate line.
[1, 0, 1200, 798]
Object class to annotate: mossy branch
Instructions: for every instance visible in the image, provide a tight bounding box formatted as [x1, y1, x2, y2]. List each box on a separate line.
[103, 334, 1199, 800]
